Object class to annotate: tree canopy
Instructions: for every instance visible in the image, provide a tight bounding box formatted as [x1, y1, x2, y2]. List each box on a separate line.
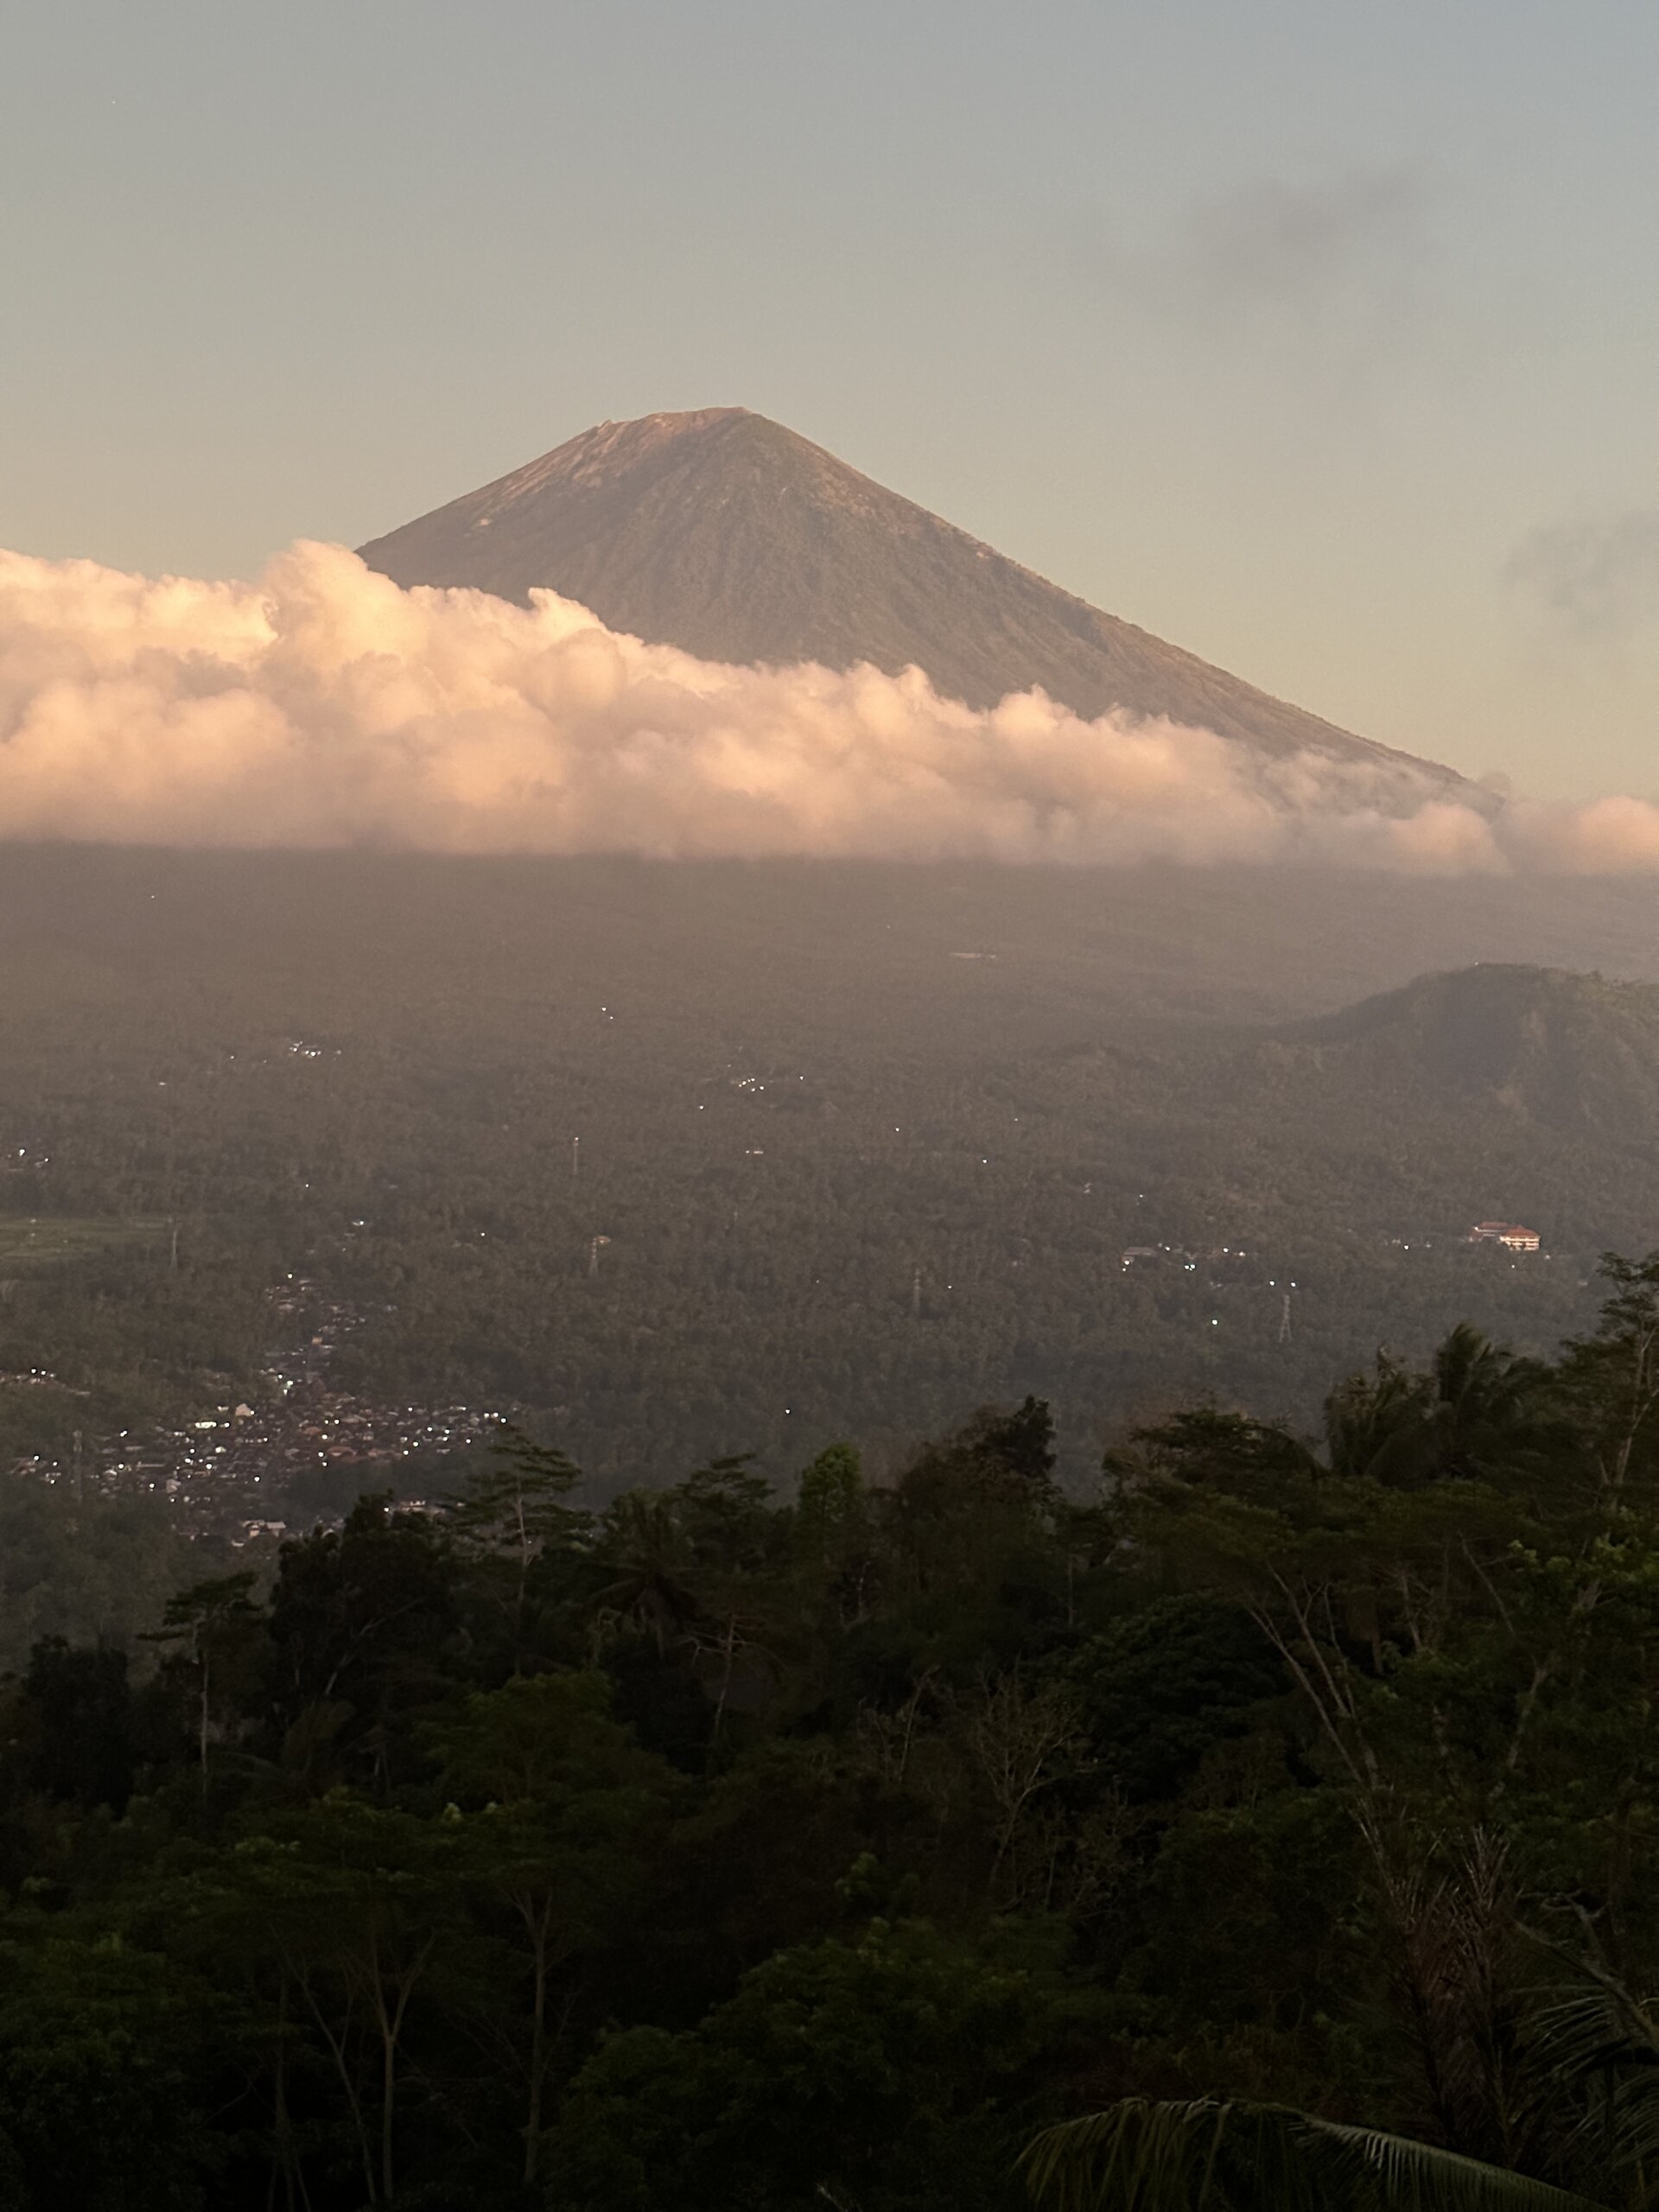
[8, 1262, 1659, 2204]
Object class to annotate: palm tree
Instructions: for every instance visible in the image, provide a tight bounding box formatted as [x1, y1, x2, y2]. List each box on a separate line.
[1325, 1353, 1437, 1487]
[1427, 1324, 1562, 1486]
[1324, 1327, 1560, 1491]
[1022, 2101, 1602, 2212]
[589, 1491, 702, 1658]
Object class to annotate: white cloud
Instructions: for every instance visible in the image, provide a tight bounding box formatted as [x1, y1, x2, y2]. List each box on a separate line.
[0, 537, 1649, 874]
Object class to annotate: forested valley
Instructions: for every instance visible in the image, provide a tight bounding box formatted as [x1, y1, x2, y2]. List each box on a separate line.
[3, 850, 1659, 1575]
[7, 1261, 1659, 2207]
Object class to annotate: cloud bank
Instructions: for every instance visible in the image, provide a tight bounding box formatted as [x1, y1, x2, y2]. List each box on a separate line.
[0, 539, 1652, 873]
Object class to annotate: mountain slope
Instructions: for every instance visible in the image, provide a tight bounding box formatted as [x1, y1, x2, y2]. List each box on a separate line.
[359, 408, 1468, 797]
[1037, 960, 1659, 1263]
[1277, 964, 1659, 1136]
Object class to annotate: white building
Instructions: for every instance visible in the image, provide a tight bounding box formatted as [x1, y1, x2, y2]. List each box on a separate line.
[1469, 1221, 1541, 1254]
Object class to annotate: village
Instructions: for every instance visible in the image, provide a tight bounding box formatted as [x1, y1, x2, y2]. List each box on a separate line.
[14, 1274, 503, 1544]
[9, 1217, 1552, 1545]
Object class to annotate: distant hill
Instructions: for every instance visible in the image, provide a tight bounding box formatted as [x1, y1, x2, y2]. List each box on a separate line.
[1027, 957, 1659, 1276]
[359, 407, 1470, 801]
[1277, 963, 1659, 1137]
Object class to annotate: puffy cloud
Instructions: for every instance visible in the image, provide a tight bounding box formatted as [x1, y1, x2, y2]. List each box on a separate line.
[0, 537, 1644, 873]
[1510, 794, 1659, 874]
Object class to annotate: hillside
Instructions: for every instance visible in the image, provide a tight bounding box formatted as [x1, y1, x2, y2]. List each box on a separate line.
[1279, 963, 1659, 1137]
[359, 408, 1470, 801]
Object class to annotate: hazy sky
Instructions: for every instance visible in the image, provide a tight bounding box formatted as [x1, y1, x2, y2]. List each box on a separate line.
[3, 0, 1655, 800]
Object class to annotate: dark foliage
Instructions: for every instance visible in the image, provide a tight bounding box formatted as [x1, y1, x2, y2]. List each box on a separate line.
[7, 1259, 1659, 2204]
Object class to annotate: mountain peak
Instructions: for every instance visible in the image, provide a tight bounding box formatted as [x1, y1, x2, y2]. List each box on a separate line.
[359, 410, 1470, 799]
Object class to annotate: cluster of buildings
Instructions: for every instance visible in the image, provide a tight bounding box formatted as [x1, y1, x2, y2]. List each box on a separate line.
[16, 1274, 502, 1543]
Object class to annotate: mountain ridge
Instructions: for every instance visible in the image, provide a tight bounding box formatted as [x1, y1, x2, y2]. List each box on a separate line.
[358, 408, 1471, 802]
[1274, 963, 1659, 1136]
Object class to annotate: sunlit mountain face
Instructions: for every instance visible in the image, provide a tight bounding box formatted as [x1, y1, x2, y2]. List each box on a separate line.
[359, 405, 1472, 808]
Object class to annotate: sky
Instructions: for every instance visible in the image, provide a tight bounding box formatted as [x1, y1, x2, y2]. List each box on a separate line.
[2, 0, 1655, 803]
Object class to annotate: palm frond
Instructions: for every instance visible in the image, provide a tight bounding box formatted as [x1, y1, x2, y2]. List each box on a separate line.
[1022, 2100, 1605, 2212]
[1021, 2101, 1239, 2212]
[1315, 2119, 1603, 2211]
[1533, 1971, 1659, 2075]
[1534, 1984, 1659, 2172]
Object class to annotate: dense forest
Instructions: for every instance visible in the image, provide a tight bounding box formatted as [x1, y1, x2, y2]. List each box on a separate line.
[3, 850, 1659, 1521]
[7, 1255, 1659, 2207]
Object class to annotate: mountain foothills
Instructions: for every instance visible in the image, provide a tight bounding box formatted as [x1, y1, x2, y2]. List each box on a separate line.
[3, 853, 1659, 1637]
[359, 408, 1470, 804]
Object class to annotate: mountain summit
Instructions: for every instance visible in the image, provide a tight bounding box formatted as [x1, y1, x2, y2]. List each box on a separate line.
[359, 408, 1465, 794]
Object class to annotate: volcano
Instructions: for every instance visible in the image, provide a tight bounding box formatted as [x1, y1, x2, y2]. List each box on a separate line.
[359, 407, 1468, 798]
